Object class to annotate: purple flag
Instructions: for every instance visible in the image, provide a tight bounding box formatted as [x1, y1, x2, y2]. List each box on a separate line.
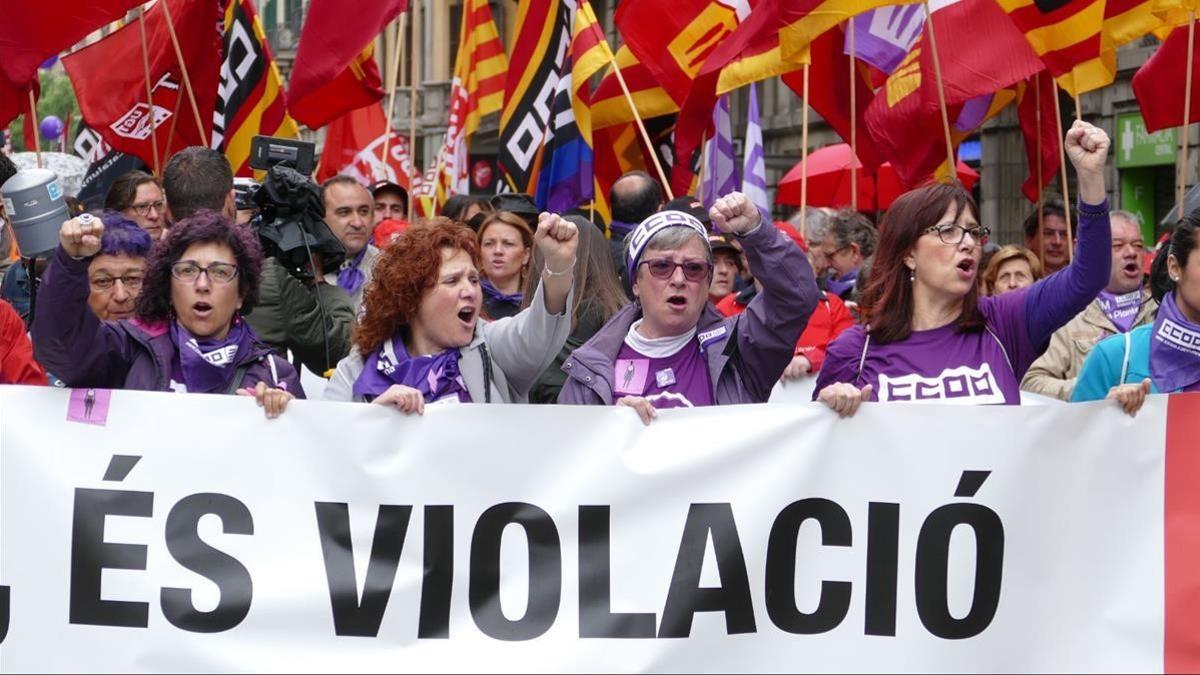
[848, 5, 925, 75]
[700, 94, 738, 210]
[742, 82, 770, 222]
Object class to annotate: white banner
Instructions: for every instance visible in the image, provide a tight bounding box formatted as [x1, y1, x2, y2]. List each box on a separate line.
[0, 386, 1188, 672]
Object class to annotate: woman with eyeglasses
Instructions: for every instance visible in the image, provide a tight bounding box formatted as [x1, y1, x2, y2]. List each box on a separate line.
[558, 193, 819, 424]
[814, 121, 1113, 417]
[105, 170, 168, 241]
[86, 213, 152, 321]
[34, 211, 302, 418]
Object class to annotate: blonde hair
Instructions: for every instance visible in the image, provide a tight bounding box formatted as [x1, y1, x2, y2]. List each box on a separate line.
[982, 245, 1043, 296]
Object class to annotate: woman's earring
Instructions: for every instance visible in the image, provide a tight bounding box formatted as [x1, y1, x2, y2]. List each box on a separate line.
[909, 269, 916, 283]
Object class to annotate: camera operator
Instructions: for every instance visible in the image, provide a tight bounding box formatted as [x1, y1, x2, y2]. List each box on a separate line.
[163, 147, 354, 376]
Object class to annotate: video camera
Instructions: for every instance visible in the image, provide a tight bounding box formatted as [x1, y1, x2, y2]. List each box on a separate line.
[246, 136, 344, 280]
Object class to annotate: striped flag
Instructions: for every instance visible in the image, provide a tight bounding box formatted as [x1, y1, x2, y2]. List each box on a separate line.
[742, 82, 769, 221]
[590, 46, 678, 130]
[700, 95, 738, 209]
[498, 0, 576, 194]
[419, 0, 507, 214]
[535, 0, 611, 213]
[213, 0, 299, 177]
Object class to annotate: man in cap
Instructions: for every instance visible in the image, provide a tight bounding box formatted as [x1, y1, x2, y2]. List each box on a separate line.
[371, 180, 408, 226]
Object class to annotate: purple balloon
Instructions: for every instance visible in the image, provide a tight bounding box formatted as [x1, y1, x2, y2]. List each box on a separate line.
[39, 116, 64, 141]
[40, 55, 58, 70]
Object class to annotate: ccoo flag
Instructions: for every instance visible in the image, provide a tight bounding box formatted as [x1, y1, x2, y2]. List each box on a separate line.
[743, 82, 769, 221]
[700, 94, 738, 209]
[213, 0, 300, 176]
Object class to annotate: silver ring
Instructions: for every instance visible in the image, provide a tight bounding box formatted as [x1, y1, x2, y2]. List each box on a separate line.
[78, 213, 95, 225]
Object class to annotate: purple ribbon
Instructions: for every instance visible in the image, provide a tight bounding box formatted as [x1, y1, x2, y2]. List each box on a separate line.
[1150, 292, 1200, 393]
[1096, 287, 1143, 335]
[482, 278, 523, 306]
[169, 317, 255, 394]
[352, 334, 472, 402]
[826, 269, 859, 298]
[337, 247, 368, 295]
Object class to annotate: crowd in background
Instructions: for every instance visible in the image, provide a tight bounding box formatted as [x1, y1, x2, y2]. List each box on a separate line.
[1, 119, 1191, 421]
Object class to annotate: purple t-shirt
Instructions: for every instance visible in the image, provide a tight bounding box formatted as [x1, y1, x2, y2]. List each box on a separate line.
[613, 340, 715, 409]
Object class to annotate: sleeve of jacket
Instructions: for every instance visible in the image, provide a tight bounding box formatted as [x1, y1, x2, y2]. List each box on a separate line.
[0, 298, 46, 385]
[483, 281, 573, 399]
[31, 247, 135, 387]
[1019, 327, 1077, 401]
[257, 259, 356, 375]
[1070, 334, 1123, 402]
[324, 349, 366, 402]
[735, 222, 820, 401]
[1024, 201, 1112, 348]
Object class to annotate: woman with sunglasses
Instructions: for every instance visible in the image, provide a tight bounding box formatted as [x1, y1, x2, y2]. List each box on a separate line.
[34, 211, 302, 418]
[814, 121, 1113, 417]
[558, 192, 819, 423]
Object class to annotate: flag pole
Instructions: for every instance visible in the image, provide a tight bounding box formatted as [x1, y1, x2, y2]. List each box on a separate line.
[848, 19, 858, 211]
[1180, 10, 1196, 221]
[606, 55, 675, 200]
[381, 13, 408, 183]
[159, 0, 209, 147]
[408, 0, 422, 221]
[27, 91, 42, 168]
[922, 1, 956, 180]
[1053, 83, 1075, 262]
[161, 93, 186, 162]
[138, 6, 161, 176]
[1035, 72, 1046, 269]
[800, 63, 811, 240]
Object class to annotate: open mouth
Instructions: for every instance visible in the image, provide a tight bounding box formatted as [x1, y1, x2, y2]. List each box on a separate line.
[193, 301, 213, 316]
[666, 295, 687, 309]
[956, 259, 976, 275]
[457, 307, 476, 324]
[1123, 261, 1142, 277]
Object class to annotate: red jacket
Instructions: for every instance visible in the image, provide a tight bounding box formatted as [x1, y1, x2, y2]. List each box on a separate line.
[1, 298, 45, 385]
[717, 289, 854, 374]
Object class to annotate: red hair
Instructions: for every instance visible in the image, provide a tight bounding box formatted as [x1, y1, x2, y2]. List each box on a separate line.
[353, 218, 481, 355]
[859, 182, 985, 344]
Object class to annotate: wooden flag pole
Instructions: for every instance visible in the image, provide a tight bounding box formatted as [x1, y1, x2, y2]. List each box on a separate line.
[27, 91, 42, 168]
[1180, 10, 1196, 221]
[800, 63, 811, 240]
[408, 0, 421, 221]
[922, 1, 956, 180]
[607, 55, 675, 200]
[848, 19, 858, 211]
[138, 6, 161, 176]
[160, 0, 209, 147]
[381, 13, 408, 183]
[1035, 72, 1046, 269]
[1053, 83, 1075, 262]
[160, 93, 186, 162]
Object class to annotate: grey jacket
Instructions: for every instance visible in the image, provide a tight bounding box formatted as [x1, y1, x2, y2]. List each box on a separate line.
[323, 282, 573, 403]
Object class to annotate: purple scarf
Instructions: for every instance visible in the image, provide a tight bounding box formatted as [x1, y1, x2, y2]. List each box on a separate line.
[482, 278, 523, 305]
[1096, 287, 1143, 334]
[826, 269, 858, 298]
[1150, 292, 1200, 393]
[352, 334, 472, 402]
[169, 317, 256, 394]
[337, 247, 368, 295]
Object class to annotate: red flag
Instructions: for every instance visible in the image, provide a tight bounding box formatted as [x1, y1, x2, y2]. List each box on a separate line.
[63, 0, 224, 168]
[781, 27, 882, 170]
[287, 0, 409, 129]
[315, 103, 413, 188]
[1133, 22, 1200, 133]
[0, 0, 143, 127]
[22, 109, 36, 153]
[1018, 71, 1061, 203]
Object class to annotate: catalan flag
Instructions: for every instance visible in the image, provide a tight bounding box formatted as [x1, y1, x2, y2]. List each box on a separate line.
[213, 0, 299, 177]
[590, 46, 678, 130]
[498, 0, 574, 194]
[421, 0, 507, 213]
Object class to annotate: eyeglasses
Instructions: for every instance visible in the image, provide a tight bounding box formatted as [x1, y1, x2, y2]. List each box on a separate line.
[924, 223, 990, 245]
[90, 274, 144, 292]
[128, 200, 165, 217]
[170, 261, 239, 284]
[640, 258, 712, 282]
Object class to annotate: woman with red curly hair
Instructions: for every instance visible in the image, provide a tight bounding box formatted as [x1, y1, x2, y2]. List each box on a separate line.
[324, 215, 578, 412]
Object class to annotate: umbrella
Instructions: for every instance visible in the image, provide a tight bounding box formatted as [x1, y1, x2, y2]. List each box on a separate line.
[8, 152, 89, 198]
[875, 160, 979, 210]
[775, 144, 876, 210]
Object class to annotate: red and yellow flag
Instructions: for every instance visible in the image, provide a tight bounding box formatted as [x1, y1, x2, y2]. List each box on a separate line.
[590, 46, 678, 130]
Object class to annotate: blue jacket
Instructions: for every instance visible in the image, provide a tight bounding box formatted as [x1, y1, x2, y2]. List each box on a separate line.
[1071, 324, 1159, 401]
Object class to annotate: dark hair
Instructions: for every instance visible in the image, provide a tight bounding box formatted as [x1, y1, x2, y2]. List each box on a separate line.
[522, 215, 629, 328]
[1152, 210, 1200, 303]
[96, 212, 153, 259]
[163, 147, 234, 221]
[610, 171, 662, 224]
[443, 194, 492, 223]
[104, 170, 163, 212]
[321, 175, 368, 205]
[0, 152, 16, 187]
[860, 182, 985, 344]
[135, 211, 263, 322]
[826, 208, 878, 258]
[1022, 196, 1068, 239]
[354, 218, 480, 354]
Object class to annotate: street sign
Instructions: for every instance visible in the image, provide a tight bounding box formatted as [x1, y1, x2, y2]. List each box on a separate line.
[1116, 112, 1178, 168]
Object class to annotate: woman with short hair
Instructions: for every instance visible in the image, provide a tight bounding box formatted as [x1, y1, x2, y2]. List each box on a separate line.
[105, 170, 168, 241]
[324, 215, 578, 412]
[814, 121, 1113, 417]
[34, 211, 301, 417]
[982, 245, 1043, 296]
[86, 213, 153, 321]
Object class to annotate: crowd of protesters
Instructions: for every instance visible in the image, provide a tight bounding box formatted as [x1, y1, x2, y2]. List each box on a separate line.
[0, 119, 1186, 420]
